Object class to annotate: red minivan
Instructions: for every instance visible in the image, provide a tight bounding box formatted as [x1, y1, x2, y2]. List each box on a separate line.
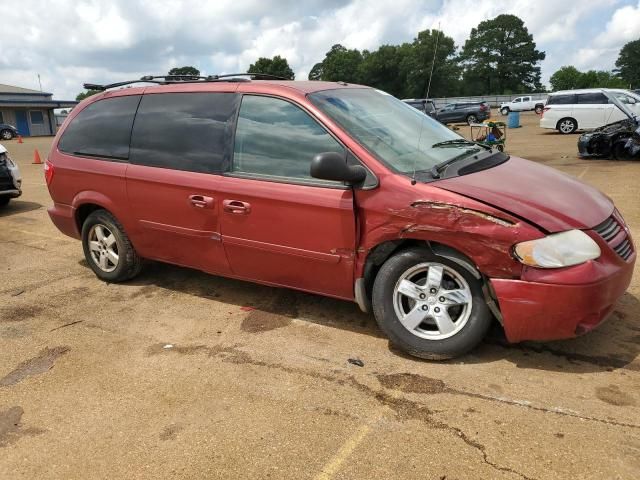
[46, 76, 635, 359]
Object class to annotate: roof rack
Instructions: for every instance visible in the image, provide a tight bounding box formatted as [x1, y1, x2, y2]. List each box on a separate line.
[83, 72, 290, 91]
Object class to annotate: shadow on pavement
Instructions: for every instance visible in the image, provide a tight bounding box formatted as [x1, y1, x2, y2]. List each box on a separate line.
[0, 200, 42, 217]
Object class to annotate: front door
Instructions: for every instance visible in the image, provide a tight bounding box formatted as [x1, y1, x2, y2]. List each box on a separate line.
[15, 111, 30, 136]
[220, 94, 357, 299]
[125, 91, 240, 275]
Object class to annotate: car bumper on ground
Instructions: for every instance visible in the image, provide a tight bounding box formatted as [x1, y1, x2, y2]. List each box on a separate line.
[491, 247, 635, 343]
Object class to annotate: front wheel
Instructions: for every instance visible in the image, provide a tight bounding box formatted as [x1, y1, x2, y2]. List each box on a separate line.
[0, 196, 10, 208]
[81, 210, 143, 282]
[1, 129, 14, 140]
[372, 248, 492, 360]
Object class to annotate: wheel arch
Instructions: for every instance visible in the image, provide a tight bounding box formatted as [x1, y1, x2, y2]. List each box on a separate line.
[358, 239, 483, 313]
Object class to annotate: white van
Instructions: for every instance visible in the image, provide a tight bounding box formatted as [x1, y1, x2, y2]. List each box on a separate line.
[540, 89, 640, 134]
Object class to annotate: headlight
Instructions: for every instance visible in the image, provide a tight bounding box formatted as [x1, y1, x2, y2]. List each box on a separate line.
[514, 230, 601, 268]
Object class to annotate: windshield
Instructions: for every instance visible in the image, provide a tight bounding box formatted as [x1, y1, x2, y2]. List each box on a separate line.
[309, 88, 482, 175]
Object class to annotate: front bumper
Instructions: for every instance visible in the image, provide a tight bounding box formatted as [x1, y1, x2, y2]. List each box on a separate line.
[491, 231, 635, 343]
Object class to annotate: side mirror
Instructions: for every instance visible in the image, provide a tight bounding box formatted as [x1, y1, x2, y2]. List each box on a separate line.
[310, 152, 367, 184]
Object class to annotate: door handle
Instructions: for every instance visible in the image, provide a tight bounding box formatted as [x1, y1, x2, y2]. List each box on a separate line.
[223, 199, 251, 214]
[189, 195, 214, 209]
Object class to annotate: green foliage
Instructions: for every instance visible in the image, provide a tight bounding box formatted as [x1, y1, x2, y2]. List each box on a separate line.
[615, 39, 640, 88]
[550, 66, 626, 91]
[357, 44, 411, 97]
[75, 89, 101, 101]
[168, 66, 200, 76]
[248, 55, 295, 79]
[549, 66, 583, 91]
[460, 14, 545, 95]
[314, 44, 363, 83]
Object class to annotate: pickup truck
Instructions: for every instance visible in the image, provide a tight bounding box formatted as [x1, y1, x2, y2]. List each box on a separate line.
[499, 96, 545, 116]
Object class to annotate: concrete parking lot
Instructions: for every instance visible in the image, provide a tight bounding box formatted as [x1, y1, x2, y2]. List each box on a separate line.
[1, 112, 639, 479]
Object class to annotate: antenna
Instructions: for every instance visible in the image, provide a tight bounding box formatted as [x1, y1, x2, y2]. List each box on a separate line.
[425, 24, 441, 99]
[37, 74, 42, 92]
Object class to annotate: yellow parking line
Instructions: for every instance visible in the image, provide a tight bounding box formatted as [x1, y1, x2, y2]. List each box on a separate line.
[314, 410, 385, 480]
[578, 166, 590, 179]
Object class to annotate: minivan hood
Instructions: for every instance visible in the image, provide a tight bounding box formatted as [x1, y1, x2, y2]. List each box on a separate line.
[435, 156, 613, 232]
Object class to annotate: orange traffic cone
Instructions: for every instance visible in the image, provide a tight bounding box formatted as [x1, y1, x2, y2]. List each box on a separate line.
[33, 149, 42, 165]
[17, 135, 23, 144]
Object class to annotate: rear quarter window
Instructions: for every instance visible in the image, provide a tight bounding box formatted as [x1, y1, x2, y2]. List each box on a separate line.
[577, 93, 609, 104]
[58, 95, 141, 160]
[129, 92, 240, 173]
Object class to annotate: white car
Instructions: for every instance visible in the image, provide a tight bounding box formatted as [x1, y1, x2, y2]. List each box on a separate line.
[500, 95, 546, 115]
[0, 143, 22, 207]
[540, 88, 640, 134]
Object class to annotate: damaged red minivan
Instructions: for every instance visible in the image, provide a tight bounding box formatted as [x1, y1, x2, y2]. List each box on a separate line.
[46, 76, 635, 359]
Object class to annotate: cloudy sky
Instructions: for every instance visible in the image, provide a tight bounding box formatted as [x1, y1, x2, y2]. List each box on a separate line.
[2, 0, 640, 100]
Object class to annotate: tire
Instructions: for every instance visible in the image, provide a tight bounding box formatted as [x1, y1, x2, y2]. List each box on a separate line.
[466, 114, 478, 125]
[496, 144, 504, 152]
[81, 210, 143, 282]
[534, 105, 543, 114]
[372, 247, 492, 360]
[0, 196, 10, 208]
[1, 129, 14, 140]
[557, 118, 577, 134]
[500, 107, 509, 116]
[613, 140, 632, 160]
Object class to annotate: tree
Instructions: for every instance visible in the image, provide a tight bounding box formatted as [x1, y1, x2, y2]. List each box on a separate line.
[402, 29, 461, 98]
[310, 44, 363, 83]
[248, 55, 295, 79]
[550, 66, 583, 91]
[357, 44, 412, 97]
[460, 14, 545, 94]
[168, 66, 200, 77]
[615, 39, 640, 88]
[76, 89, 101, 101]
[550, 66, 626, 91]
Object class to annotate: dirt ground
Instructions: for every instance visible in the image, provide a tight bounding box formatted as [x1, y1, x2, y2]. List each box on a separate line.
[1, 111, 639, 480]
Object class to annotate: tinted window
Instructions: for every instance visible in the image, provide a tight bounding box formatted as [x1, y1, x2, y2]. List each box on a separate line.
[233, 95, 345, 180]
[577, 93, 608, 104]
[130, 92, 239, 173]
[547, 94, 577, 105]
[0, 112, 4, 123]
[30, 111, 44, 124]
[59, 95, 141, 160]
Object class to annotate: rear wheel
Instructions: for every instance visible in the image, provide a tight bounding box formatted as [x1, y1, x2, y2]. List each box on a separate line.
[1, 129, 13, 140]
[81, 210, 143, 282]
[466, 114, 478, 125]
[372, 248, 492, 360]
[557, 118, 577, 134]
[534, 105, 544, 114]
[500, 107, 509, 116]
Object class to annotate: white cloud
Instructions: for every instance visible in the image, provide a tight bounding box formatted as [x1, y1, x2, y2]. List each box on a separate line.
[0, 0, 638, 99]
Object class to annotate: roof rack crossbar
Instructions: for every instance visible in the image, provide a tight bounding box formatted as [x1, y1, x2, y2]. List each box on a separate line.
[82, 72, 289, 92]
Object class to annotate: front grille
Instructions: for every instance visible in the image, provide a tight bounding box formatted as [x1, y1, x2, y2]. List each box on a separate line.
[594, 214, 634, 261]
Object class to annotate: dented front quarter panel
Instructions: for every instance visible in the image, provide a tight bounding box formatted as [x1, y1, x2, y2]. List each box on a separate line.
[354, 172, 544, 280]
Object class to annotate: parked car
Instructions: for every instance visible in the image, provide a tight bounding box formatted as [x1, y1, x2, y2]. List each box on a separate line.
[540, 88, 640, 134]
[499, 96, 545, 115]
[0, 143, 22, 207]
[578, 90, 640, 159]
[0, 123, 19, 140]
[46, 76, 635, 359]
[402, 98, 437, 119]
[436, 101, 491, 125]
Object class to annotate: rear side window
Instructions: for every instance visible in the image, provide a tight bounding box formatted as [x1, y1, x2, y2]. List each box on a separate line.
[577, 93, 608, 104]
[130, 92, 239, 173]
[59, 95, 141, 160]
[547, 94, 577, 105]
[232, 95, 345, 181]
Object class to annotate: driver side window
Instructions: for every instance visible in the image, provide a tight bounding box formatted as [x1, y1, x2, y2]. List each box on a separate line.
[233, 95, 345, 182]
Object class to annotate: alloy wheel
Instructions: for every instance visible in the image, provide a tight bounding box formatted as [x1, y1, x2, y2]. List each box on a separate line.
[393, 262, 472, 340]
[559, 120, 575, 134]
[88, 224, 119, 272]
[1, 130, 12, 140]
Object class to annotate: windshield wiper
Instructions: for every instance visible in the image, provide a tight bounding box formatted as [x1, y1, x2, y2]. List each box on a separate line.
[429, 155, 471, 179]
[431, 139, 480, 148]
